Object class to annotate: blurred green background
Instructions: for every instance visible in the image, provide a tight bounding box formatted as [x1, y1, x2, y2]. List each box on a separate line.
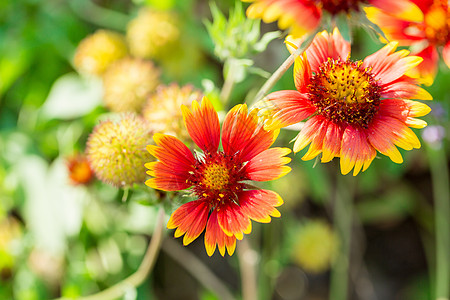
[1, 0, 449, 299]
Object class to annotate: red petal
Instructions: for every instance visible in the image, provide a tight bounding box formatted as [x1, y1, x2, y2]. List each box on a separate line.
[443, 41, 450, 68]
[167, 200, 209, 246]
[222, 104, 277, 162]
[182, 97, 220, 153]
[305, 29, 350, 73]
[321, 121, 344, 163]
[217, 202, 251, 240]
[245, 147, 291, 181]
[264, 90, 316, 130]
[370, 0, 423, 22]
[293, 115, 325, 153]
[238, 189, 283, 223]
[340, 126, 376, 176]
[381, 75, 432, 100]
[204, 210, 236, 256]
[145, 161, 192, 191]
[294, 53, 311, 92]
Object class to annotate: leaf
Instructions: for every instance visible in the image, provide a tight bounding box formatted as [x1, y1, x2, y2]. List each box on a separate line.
[40, 73, 102, 120]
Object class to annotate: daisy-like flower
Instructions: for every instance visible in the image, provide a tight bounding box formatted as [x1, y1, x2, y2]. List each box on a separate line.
[367, 0, 450, 85]
[263, 29, 432, 176]
[145, 97, 291, 256]
[242, 0, 422, 37]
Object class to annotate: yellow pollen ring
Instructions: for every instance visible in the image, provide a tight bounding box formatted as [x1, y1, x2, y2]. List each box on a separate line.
[202, 163, 230, 190]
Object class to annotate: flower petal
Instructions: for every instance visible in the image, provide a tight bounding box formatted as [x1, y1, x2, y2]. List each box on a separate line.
[245, 147, 292, 181]
[293, 115, 326, 153]
[182, 97, 220, 153]
[321, 121, 344, 163]
[222, 104, 278, 162]
[217, 202, 252, 240]
[443, 41, 450, 69]
[370, 0, 424, 22]
[146, 133, 195, 191]
[204, 210, 236, 256]
[238, 189, 283, 223]
[363, 42, 423, 85]
[294, 52, 311, 92]
[340, 126, 376, 176]
[381, 75, 432, 100]
[167, 200, 209, 246]
[263, 90, 316, 131]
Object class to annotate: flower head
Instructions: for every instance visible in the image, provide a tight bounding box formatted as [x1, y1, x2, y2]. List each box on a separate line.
[102, 57, 160, 113]
[87, 113, 153, 187]
[126, 8, 180, 60]
[74, 30, 128, 76]
[142, 83, 202, 142]
[367, 0, 450, 85]
[146, 97, 291, 256]
[66, 153, 94, 185]
[263, 29, 432, 175]
[243, 0, 422, 37]
[291, 219, 338, 273]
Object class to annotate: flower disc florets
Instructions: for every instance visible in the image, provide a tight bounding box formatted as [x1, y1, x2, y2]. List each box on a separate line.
[308, 58, 381, 128]
[319, 0, 366, 14]
[188, 152, 245, 206]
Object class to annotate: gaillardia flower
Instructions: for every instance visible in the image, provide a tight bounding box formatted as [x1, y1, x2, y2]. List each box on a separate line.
[102, 57, 160, 113]
[145, 97, 291, 256]
[367, 0, 450, 85]
[74, 30, 128, 76]
[242, 0, 422, 37]
[142, 84, 202, 142]
[263, 29, 432, 176]
[87, 113, 153, 187]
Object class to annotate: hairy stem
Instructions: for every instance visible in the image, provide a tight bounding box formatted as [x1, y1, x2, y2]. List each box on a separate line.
[238, 238, 258, 300]
[250, 31, 317, 105]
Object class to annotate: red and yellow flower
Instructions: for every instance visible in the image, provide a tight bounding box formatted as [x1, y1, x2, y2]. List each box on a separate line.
[262, 29, 432, 176]
[242, 0, 422, 37]
[367, 0, 450, 85]
[145, 97, 291, 256]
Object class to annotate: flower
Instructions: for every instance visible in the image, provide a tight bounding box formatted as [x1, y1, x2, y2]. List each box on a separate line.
[145, 97, 291, 256]
[126, 8, 180, 60]
[74, 30, 128, 76]
[366, 0, 450, 85]
[66, 153, 94, 185]
[86, 113, 153, 187]
[142, 83, 202, 142]
[262, 29, 432, 176]
[291, 219, 338, 273]
[102, 57, 160, 113]
[242, 0, 422, 37]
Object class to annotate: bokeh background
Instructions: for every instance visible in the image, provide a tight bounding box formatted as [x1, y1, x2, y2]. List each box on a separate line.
[1, 0, 449, 299]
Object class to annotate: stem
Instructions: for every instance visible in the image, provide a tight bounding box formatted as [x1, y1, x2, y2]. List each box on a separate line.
[56, 207, 165, 300]
[427, 144, 450, 300]
[330, 175, 354, 300]
[162, 238, 235, 300]
[220, 59, 237, 106]
[237, 238, 258, 300]
[250, 31, 317, 105]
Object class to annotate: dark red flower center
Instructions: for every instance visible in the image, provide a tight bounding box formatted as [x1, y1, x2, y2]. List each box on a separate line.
[187, 152, 245, 206]
[307, 58, 381, 128]
[315, 0, 366, 14]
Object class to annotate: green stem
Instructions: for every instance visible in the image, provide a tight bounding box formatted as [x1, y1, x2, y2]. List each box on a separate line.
[220, 59, 237, 106]
[55, 207, 165, 300]
[427, 144, 450, 300]
[330, 175, 354, 300]
[250, 31, 318, 105]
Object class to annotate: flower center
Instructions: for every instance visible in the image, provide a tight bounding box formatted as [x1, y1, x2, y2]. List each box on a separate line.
[202, 163, 230, 190]
[422, 4, 449, 46]
[307, 58, 381, 128]
[188, 152, 245, 205]
[317, 0, 366, 14]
